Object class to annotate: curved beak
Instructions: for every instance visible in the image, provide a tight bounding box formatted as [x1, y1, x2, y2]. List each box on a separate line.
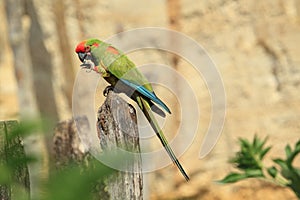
[78, 52, 86, 63]
[78, 52, 95, 69]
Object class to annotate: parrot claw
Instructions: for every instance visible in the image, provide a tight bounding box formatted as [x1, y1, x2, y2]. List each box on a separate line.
[103, 85, 114, 97]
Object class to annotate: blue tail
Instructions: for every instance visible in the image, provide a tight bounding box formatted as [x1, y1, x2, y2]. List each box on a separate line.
[120, 79, 171, 114]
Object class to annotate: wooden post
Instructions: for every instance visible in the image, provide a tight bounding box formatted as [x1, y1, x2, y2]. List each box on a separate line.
[0, 121, 30, 200]
[53, 91, 143, 199]
[97, 91, 143, 200]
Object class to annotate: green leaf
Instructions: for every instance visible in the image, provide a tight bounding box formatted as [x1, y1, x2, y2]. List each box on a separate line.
[235, 159, 261, 170]
[286, 140, 300, 165]
[295, 168, 300, 177]
[244, 169, 264, 178]
[218, 173, 247, 184]
[295, 140, 300, 152]
[253, 135, 259, 148]
[0, 165, 11, 184]
[267, 166, 278, 178]
[239, 138, 251, 149]
[221, 137, 300, 198]
[260, 146, 272, 159]
[43, 160, 114, 200]
[285, 145, 292, 158]
[7, 121, 42, 142]
[273, 158, 288, 170]
[254, 136, 268, 151]
[230, 136, 270, 171]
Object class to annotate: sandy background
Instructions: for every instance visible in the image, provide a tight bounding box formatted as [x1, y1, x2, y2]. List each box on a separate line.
[0, 0, 300, 199]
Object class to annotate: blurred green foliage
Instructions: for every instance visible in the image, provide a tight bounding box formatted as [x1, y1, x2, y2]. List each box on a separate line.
[0, 120, 114, 200]
[0, 120, 31, 200]
[219, 135, 300, 199]
[44, 160, 112, 200]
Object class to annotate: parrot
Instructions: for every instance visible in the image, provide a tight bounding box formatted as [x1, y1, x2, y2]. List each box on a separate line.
[75, 38, 189, 181]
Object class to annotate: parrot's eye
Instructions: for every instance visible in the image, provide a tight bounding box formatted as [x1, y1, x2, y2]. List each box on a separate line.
[85, 45, 91, 52]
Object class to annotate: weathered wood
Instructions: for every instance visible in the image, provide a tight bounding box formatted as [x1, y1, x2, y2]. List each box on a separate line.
[53, 116, 90, 167]
[52, 91, 143, 199]
[53, 117, 111, 199]
[0, 121, 30, 200]
[97, 91, 143, 200]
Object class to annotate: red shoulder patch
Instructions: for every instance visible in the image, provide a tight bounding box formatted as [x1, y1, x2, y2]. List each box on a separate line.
[93, 43, 99, 47]
[75, 41, 86, 53]
[106, 46, 119, 55]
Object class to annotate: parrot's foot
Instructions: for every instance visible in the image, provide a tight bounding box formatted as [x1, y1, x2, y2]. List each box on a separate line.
[103, 85, 114, 97]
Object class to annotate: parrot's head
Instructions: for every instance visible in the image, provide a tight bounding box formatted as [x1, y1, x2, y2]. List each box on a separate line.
[75, 38, 101, 69]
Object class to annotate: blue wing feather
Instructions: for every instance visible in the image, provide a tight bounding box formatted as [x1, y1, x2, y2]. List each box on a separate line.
[120, 79, 171, 114]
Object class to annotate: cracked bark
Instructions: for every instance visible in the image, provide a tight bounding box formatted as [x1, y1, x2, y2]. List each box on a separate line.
[53, 91, 143, 199]
[97, 91, 143, 200]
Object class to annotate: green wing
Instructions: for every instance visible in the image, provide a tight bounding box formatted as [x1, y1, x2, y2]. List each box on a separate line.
[93, 44, 171, 114]
[108, 55, 154, 92]
[92, 43, 153, 92]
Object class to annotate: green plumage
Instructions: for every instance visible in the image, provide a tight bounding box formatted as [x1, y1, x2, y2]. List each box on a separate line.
[91, 41, 154, 92]
[81, 38, 189, 181]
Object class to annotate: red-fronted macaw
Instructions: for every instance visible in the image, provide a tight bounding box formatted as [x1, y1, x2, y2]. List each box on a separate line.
[75, 38, 189, 181]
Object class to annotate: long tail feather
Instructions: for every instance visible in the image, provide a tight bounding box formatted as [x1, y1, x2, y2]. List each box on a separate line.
[139, 97, 190, 181]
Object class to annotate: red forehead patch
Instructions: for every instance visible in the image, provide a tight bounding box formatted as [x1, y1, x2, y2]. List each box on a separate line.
[75, 41, 86, 53]
[106, 46, 119, 55]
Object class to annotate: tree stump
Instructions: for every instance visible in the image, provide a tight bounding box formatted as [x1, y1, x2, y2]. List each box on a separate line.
[97, 91, 143, 200]
[53, 116, 90, 168]
[53, 91, 143, 200]
[0, 121, 30, 200]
